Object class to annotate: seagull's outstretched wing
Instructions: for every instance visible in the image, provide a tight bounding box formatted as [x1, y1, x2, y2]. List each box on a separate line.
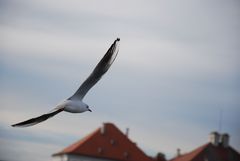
[11, 108, 64, 127]
[69, 38, 120, 100]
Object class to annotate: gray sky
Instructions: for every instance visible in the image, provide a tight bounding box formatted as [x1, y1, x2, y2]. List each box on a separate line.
[1, 0, 240, 160]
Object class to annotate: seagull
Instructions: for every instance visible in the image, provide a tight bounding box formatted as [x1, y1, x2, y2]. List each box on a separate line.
[12, 38, 120, 127]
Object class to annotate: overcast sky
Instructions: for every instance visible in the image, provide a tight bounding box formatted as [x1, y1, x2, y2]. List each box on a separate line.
[0, 0, 240, 160]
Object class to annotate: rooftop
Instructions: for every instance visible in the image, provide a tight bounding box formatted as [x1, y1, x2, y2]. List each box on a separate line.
[170, 132, 240, 161]
[53, 122, 154, 161]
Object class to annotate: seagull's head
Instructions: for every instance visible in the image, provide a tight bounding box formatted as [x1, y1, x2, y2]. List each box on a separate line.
[86, 105, 92, 112]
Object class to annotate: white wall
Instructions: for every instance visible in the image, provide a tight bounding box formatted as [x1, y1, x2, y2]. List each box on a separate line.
[53, 154, 118, 161]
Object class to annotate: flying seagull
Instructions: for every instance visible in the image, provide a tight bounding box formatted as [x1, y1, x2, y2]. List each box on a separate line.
[12, 38, 120, 127]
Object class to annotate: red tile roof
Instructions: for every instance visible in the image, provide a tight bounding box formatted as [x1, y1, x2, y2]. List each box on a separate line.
[170, 143, 240, 161]
[53, 123, 153, 161]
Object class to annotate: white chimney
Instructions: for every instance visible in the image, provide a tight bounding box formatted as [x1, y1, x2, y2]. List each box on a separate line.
[209, 131, 220, 146]
[220, 133, 229, 148]
[101, 123, 106, 135]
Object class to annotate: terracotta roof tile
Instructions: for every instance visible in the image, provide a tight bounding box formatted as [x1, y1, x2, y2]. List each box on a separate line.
[170, 143, 240, 161]
[53, 123, 153, 161]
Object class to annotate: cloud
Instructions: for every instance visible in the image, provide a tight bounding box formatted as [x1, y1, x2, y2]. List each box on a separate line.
[1, 24, 238, 80]
[0, 138, 62, 161]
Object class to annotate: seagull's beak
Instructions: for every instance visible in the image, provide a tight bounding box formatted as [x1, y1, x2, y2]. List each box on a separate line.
[88, 108, 92, 112]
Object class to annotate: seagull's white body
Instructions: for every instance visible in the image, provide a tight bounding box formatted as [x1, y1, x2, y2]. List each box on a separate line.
[12, 38, 120, 127]
[58, 99, 88, 113]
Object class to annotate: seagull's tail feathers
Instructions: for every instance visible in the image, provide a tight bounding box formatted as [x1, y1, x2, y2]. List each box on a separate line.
[11, 108, 64, 127]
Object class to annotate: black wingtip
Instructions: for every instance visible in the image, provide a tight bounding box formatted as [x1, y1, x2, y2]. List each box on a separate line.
[116, 38, 120, 41]
[11, 123, 19, 127]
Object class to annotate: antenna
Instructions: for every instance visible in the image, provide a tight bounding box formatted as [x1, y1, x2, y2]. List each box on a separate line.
[218, 108, 223, 133]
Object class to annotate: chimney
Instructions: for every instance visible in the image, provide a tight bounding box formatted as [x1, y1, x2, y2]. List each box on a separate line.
[176, 148, 181, 157]
[101, 123, 106, 135]
[220, 133, 229, 148]
[125, 128, 129, 137]
[209, 131, 220, 146]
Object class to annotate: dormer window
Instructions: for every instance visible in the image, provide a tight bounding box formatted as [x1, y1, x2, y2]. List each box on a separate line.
[123, 151, 129, 159]
[97, 147, 103, 154]
[110, 139, 115, 145]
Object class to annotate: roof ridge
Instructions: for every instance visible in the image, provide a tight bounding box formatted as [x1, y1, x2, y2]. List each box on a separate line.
[170, 143, 210, 161]
[52, 128, 100, 156]
[188, 143, 211, 161]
